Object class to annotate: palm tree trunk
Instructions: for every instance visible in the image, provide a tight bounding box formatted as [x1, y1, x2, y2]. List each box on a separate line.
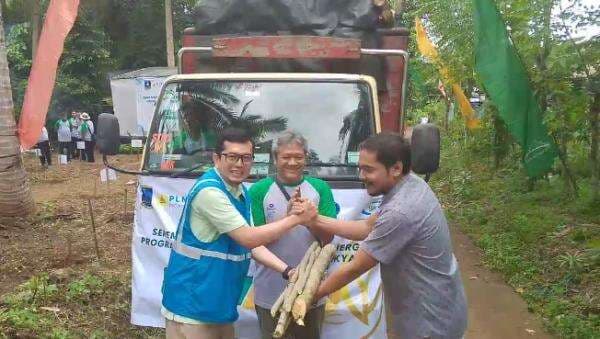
[0, 6, 35, 216]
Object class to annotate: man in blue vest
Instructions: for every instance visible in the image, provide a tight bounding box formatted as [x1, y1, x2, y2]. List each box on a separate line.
[162, 127, 317, 339]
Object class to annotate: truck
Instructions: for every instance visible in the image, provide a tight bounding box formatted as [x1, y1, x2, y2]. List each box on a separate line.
[96, 5, 440, 337]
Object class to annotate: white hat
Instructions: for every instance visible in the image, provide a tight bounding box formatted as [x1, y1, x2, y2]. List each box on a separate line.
[80, 113, 90, 120]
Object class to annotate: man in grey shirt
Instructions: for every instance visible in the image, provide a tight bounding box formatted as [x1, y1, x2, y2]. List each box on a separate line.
[249, 131, 336, 338]
[307, 132, 467, 338]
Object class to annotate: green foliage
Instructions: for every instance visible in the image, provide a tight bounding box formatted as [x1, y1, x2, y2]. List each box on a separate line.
[5, 22, 32, 114]
[0, 274, 58, 335]
[433, 126, 600, 338]
[0, 271, 156, 337]
[51, 9, 114, 117]
[4, 0, 197, 121]
[89, 0, 195, 69]
[119, 143, 143, 154]
[66, 273, 104, 303]
[6, 6, 113, 120]
[402, 0, 598, 198]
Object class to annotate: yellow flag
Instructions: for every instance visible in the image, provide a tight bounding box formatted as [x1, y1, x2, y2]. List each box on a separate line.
[414, 18, 479, 129]
[452, 84, 480, 129]
[415, 18, 439, 60]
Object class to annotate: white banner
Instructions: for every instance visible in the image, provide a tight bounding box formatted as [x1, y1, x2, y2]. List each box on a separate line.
[131, 176, 386, 338]
[136, 77, 165, 135]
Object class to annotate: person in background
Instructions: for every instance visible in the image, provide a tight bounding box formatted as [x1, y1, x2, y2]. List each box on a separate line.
[69, 111, 82, 159]
[79, 112, 95, 163]
[249, 131, 336, 339]
[36, 126, 51, 167]
[54, 114, 72, 162]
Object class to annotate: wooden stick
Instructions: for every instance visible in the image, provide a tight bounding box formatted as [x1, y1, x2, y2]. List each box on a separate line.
[271, 242, 320, 337]
[292, 244, 336, 324]
[65, 232, 72, 265]
[105, 168, 110, 190]
[282, 244, 319, 313]
[295, 246, 321, 294]
[123, 188, 128, 217]
[273, 312, 291, 338]
[87, 199, 101, 260]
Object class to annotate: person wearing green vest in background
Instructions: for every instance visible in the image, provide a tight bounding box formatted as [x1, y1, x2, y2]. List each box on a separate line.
[249, 130, 337, 339]
[69, 111, 82, 160]
[79, 113, 95, 163]
[54, 114, 72, 162]
[161, 128, 318, 339]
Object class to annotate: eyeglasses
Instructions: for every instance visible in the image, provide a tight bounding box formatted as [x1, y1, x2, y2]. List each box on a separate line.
[220, 153, 254, 165]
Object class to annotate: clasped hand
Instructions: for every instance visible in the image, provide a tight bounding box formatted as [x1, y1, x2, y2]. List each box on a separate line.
[286, 187, 317, 225]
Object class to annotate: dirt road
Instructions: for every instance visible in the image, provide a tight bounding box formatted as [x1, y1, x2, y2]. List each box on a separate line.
[452, 226, 553, 338]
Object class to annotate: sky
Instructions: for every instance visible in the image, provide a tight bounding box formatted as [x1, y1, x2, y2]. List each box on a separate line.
[557, 0, 599, 40]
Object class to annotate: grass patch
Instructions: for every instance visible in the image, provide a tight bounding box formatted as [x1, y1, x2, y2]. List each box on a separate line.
[433, 135, 600, 338]
[0, 271, 163, 338]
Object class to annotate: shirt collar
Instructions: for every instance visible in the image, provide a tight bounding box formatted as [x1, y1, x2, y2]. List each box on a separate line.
[276, 175, 305, 187]
[381, 173, 410, 206]
[214, 168, 243, 198]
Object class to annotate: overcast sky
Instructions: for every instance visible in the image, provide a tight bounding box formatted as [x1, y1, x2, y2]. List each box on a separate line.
[557, 0, 599, 40]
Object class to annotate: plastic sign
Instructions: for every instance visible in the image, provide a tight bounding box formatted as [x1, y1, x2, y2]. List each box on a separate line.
[131, 139, 143, 148]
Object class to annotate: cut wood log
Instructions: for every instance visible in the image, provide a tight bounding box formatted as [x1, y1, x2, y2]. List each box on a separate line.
[282, 244, 319, 313]
[273, 311, 291, 338]
[291, 244, 336, 324]
[270, 241, 317, 317]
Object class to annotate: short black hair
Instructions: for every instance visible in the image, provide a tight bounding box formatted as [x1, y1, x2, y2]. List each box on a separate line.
[215, 127, 254, 154]
[359, 132, 411, 174]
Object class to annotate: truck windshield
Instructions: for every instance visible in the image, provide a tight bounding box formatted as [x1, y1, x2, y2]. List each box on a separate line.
[144, 80, 375, 180]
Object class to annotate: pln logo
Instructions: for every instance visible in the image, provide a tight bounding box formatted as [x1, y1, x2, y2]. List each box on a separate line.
[140, 187, 185, 208]
[157, 193, 186, 207]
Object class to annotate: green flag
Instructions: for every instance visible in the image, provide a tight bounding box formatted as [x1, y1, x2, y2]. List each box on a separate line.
[474, 0, 557, 177]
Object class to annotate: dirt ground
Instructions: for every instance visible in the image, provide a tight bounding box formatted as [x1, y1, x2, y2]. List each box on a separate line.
[0, 151, 553, 338]
[451, 226, 552, 338]
[0, 152, 140, 297]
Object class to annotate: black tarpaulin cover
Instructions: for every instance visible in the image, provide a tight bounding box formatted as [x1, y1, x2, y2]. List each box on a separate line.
[192, 0, 379, 36]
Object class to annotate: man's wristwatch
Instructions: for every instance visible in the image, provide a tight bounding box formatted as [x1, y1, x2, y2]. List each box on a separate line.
[282, 266, 293, 280]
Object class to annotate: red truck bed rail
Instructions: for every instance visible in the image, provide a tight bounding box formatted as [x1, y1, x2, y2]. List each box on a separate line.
[178, 32, 409, 134]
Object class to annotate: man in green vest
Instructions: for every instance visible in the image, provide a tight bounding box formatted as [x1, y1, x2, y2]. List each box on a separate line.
[249, 130, 337, 339]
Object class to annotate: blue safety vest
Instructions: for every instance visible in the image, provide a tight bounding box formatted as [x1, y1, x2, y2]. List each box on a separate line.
[161, 168, 252, 323]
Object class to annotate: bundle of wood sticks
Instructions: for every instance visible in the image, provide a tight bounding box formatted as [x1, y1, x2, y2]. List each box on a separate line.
[270, 242, 336, 338]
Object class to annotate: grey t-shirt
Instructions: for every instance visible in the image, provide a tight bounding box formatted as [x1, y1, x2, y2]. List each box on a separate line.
[249, 176, 337, 309]
[361, 173, 467, 339]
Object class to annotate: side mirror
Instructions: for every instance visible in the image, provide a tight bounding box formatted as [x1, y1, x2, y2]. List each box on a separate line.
[411, 123, 440, 175]
[97, 113, 120, 155]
